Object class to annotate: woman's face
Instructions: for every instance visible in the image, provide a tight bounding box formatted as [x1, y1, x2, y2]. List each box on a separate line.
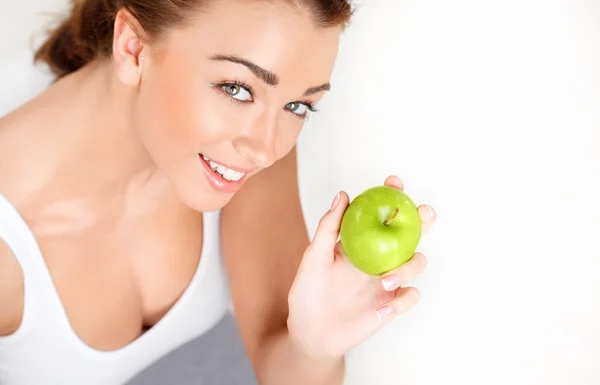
[132, 1, 342, 212]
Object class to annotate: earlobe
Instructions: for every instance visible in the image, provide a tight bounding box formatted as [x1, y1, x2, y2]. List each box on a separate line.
[112, 9, 145, 86]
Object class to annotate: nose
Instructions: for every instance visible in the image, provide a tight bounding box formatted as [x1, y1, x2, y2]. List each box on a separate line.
[233, 116, 278, 169]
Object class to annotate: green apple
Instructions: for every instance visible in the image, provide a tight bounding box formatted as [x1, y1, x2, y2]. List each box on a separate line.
[339, 186, 422, 276]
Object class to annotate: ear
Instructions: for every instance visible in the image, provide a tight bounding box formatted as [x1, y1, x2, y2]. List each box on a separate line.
[112, 9, 145, 86]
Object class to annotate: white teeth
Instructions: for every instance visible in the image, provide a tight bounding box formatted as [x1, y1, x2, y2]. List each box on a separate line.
[203, 155, 246, 181]
[220, 169, 245, 182]
[232, 172, 244, 182]
[223, 169, 237, 181]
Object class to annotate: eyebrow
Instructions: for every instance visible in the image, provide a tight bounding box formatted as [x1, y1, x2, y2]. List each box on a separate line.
[304, 83, 331, 96]
[210, 54, 279, 86]
[210, 54, 332, 96]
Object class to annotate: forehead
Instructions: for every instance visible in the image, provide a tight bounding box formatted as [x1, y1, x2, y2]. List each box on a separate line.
[164, 1, 342, 85]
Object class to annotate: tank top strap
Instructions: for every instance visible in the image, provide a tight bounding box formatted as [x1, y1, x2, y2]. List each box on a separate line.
[0, 193, 67, 332]
[0, 193, 40, 279]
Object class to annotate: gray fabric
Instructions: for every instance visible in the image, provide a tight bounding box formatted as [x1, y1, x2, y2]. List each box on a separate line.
[126, 314, 258, 385]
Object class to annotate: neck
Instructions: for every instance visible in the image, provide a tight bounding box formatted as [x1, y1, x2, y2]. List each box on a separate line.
[0, 60, 168, 209]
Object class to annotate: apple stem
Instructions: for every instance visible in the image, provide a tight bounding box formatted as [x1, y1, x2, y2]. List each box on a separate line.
[384, 207, 400, 226]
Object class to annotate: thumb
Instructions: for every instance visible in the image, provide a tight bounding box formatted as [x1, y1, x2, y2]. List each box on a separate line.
[308, 191, 350, 263]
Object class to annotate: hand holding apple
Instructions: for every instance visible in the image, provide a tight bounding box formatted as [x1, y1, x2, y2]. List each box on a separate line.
[287, 175, 436, 361]
[340, 185, 423, 275]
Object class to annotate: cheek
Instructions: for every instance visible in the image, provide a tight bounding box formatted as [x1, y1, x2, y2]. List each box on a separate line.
[135, 73, 196, 157]
[135, 71, 229, 157]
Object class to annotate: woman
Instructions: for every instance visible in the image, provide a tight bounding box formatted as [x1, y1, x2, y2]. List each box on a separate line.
[0, 0, 436, 384]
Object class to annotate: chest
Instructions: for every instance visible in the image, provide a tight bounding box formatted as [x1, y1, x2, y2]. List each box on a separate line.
[30, 198, 205, 351]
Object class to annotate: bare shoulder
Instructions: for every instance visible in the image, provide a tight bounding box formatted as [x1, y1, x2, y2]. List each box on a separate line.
[0, 237, 24, 336]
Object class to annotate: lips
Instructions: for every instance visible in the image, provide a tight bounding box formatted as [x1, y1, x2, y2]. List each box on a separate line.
[201, 155, 246, 182]
[199, 154, 248, 193]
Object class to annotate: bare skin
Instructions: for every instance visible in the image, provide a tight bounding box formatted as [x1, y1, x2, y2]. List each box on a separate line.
[0, 0, 344, 383]
[0, 1, 436, 384]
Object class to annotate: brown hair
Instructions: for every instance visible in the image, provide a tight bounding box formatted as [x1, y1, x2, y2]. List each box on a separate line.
[34, 0, 354, 79]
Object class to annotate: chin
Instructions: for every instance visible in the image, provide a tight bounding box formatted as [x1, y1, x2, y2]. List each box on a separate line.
[160, 155, 245, 213]
[174, 181, 234, 213]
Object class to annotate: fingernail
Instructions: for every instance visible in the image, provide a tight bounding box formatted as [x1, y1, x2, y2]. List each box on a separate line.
[394, 176, 404, 189]
[330, 193, 340, 211]
[427, 206, 436, 219]
[376, 305, 393, 319]
[381, 275, 400, 291]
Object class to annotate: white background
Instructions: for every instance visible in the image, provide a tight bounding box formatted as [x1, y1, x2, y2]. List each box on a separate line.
[1, 1, 599, 385]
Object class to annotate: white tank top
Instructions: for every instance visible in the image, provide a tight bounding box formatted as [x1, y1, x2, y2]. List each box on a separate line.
[0, 193, 230, 385]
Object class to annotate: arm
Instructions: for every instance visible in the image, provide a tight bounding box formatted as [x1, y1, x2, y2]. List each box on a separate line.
[221, 147, 345, 385]
[0, 238, 25, 336]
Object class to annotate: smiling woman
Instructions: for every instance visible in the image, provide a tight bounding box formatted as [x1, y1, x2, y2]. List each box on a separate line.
[0, 0, 437, 385]
[33, 0, 346, 212]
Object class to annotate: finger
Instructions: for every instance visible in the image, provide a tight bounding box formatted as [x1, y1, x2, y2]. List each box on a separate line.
[418, 204, 436, 234]
[308, 191, 350, 262]
[333, 242, 377, 282]
[376, 286, 421, 321]
[384, 175, 404, 191]
[356, 287, 421, 336]
[384, 177, 437, 233]
[333, 241, 347, 263]
[380, 252, 428, 291]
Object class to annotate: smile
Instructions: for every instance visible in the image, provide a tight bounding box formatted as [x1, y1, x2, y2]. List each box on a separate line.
[198, 154, 249, 193]
[202, 155, 246, 181]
